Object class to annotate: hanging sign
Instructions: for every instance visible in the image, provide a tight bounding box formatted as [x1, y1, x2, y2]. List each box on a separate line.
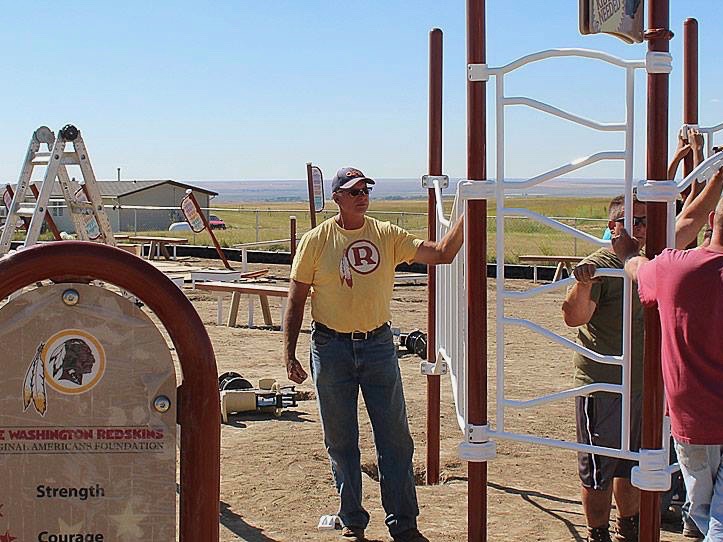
[74, 187, 101, 240]
[579, 0, 644, 44]
[0, 284, 177, 541]
[181, 194, 206, 233]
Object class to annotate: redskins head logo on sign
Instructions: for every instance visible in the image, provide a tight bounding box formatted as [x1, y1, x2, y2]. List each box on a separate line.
[22, 329, 106, 416]
[339, 240, 380, 287]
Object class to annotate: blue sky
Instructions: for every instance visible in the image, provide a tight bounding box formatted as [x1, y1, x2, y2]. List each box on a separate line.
[0, 1, 720, 184]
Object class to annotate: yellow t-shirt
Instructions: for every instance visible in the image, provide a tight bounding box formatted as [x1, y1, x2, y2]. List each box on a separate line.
[290, 216, 423, 333]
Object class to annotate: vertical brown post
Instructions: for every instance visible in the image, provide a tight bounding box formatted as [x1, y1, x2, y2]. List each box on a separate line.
[290, 215, 297, 262]
[186, 191, 232, 270]
[640, 2, 671, 541]
[306, 163, 318, 229]
[426, 27, 443, 486]
[467, 0, 488, 541]
[683, 19, 698, 180]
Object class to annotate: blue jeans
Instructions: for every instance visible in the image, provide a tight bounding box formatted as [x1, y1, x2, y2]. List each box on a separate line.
[674, 440, 723, 541]
[310, 323, 419, 536]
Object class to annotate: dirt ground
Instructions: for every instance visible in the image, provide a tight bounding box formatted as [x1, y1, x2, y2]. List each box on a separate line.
[169, 261, 689, 542]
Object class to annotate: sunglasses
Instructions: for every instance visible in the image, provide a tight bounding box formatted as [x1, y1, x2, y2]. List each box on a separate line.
[341, 187, 372, 197]
[615, 216, 647, 227]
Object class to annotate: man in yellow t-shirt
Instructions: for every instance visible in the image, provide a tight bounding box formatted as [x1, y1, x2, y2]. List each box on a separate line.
[284, 167, 463, 542]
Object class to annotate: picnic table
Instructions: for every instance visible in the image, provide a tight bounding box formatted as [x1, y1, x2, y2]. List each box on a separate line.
[518, 255, 585, 282]
[128, 236, 189, 260]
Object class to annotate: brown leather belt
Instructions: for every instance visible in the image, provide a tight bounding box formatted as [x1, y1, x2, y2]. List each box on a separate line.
[313, 321, 390, 341]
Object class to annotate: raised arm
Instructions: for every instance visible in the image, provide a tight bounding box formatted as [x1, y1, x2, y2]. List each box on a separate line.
[667, 132, 691, 180]
[562, 263, 599, 327]
[611, 229, 649, 282]
[413, 215, 465, 265]
[283, 279, 311, 384]
[675, 166, 723, 249]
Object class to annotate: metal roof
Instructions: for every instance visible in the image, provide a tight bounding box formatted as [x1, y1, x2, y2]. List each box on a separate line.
[17, 179, 217, 199]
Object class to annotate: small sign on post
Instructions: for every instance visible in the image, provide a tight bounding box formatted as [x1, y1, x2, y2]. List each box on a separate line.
[181, 190, 233, 270]
[579, 0, 644, 44]
[306, 163, 325, 229]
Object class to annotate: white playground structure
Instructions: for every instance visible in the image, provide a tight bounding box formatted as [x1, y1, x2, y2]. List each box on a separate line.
[432, 47, 723, 489]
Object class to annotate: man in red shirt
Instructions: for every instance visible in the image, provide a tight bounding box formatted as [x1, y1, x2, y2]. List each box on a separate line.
[613, 188, 723, 540]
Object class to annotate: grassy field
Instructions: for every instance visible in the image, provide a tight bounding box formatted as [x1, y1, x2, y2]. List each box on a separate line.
[23, 196, 614, 263]
[202, 196, 613, 262]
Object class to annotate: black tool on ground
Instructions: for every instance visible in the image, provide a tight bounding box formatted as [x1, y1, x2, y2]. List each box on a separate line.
[218, 371, 298, 419]
[218, 371, 253, 391]
[398, 329, 427, 359]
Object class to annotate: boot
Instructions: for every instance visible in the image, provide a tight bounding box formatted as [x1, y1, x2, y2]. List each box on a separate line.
[613, 514, 639, 542]
[587, 524, 612, 542]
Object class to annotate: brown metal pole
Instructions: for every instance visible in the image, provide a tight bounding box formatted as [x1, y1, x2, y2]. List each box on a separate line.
[425, 27, 443, 486]
[187, 191, 233, 270]
[682, 18, 698, 180]
[467, 0, 487, 541]
[640, 2, 671, 540]
[290, 215, 297, 261]
[682, 16, 699, 250]
[306, 163, 317, 229]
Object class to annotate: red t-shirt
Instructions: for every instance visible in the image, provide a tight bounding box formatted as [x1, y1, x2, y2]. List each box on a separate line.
[637, 247, 723, 445]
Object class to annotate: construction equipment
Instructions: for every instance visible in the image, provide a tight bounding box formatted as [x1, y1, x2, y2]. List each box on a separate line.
[0, 125, 115, 255]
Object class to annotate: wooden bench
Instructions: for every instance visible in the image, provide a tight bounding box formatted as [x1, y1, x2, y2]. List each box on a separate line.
[518, 255, 585, 282]
[128, 236, 189, 260]
[195, 281, 292, 329]
[190, 268, 269, 287]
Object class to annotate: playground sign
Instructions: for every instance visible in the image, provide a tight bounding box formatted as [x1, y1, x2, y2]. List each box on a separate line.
[0, 284, 177, 541]
[579, 0, 644, 44]
[181, 193, 206, 233]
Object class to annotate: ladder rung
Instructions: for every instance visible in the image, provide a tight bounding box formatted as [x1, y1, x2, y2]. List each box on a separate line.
[16, 205, 37, 217]
[31, 157, 50, 165]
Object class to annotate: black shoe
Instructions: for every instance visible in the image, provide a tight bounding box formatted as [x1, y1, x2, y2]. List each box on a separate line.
[613, 514, 638, 542]
[391, 528, 430, 542]
[587, 524, 612, 542]
[682, 519, 704, 539]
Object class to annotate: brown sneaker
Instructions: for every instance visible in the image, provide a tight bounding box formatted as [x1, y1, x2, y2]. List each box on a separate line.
[587, 524, 612, 542]
[682, 518, 703, 539]
[613, 514, 639, 542]
[341, 526, 366, 542]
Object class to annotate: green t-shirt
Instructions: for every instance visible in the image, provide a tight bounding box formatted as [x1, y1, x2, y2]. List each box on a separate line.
[571, 248, 644, 393]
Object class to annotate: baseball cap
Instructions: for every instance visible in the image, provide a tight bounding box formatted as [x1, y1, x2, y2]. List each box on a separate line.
[331, 167, 376, 192]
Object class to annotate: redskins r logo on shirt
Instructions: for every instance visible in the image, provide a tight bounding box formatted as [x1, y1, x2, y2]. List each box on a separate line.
[339, 240, 381, 287]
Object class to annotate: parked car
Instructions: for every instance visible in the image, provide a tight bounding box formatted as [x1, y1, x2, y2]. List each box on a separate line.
[169, 221, 192, 232]
[208, 214, 226, 230]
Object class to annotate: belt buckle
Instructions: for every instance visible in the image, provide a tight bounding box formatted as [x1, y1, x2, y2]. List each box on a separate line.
[351, 330, 367, 341]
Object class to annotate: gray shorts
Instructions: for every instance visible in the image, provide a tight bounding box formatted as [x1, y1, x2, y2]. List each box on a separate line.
[575, 392, 642, 490]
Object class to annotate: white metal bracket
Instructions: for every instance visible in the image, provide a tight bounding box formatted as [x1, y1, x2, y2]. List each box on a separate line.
[679, 123, 699, 141]
[458, 424, 497, 463]
[467, 63, 490, 82]
[636, 180, 679, 203]
[421, 174, 449, 189]
[646, 51, 673, 74]
[420, 360, 448, 376]
[631, 448, 671, 491]
[458, 180, 496, 201]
